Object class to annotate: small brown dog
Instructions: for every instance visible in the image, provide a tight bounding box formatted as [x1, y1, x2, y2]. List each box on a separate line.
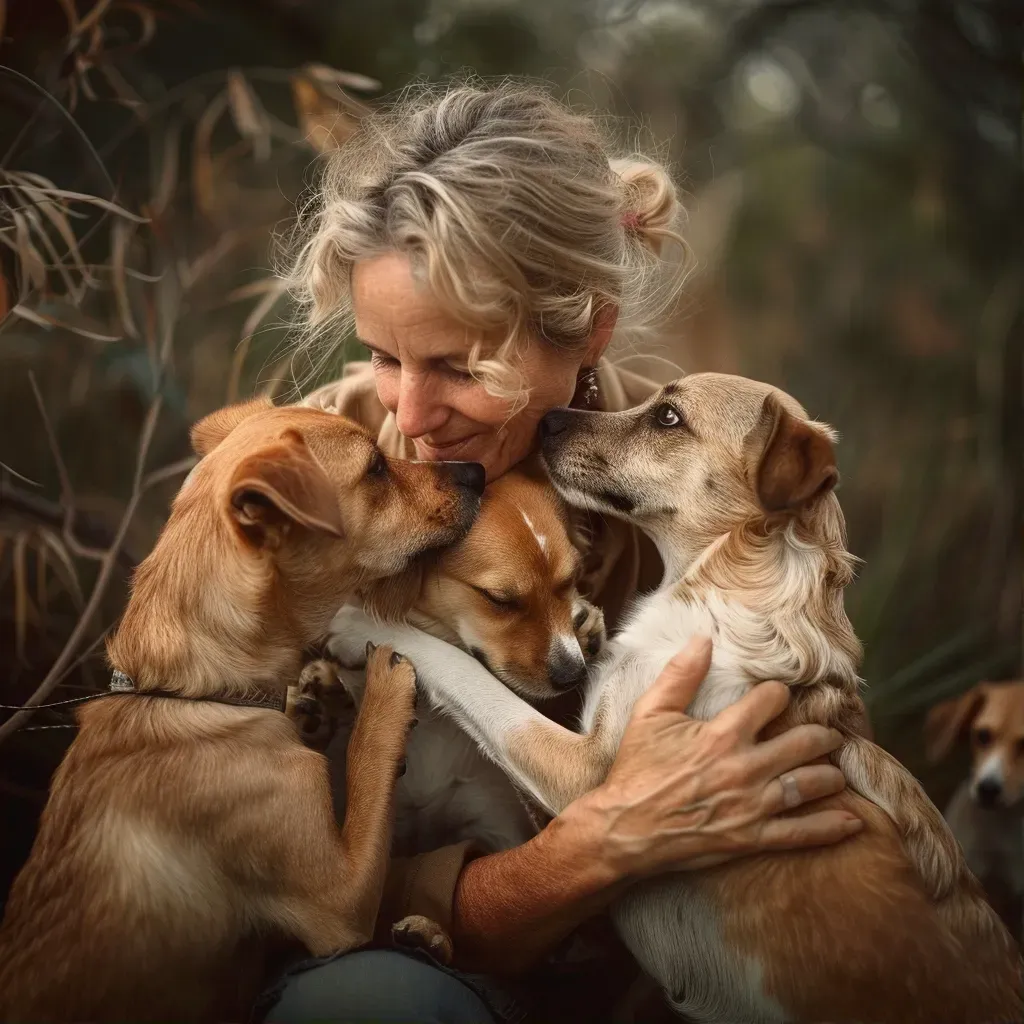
[927, 681, 1024, 941]
[0, 398, 483, 1023]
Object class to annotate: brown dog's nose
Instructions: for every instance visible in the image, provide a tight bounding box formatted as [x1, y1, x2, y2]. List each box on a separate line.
[975, 778, 1002, 808]
[547, 639, 587, 691]
[442, 461, 486, 496]
[540, 409, 573, 438]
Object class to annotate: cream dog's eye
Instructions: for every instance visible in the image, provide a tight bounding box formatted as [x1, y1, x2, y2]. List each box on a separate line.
[655, 403, 681, 428]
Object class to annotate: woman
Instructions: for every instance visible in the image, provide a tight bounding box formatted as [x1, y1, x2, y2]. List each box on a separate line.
[261, 82, 862, 1024]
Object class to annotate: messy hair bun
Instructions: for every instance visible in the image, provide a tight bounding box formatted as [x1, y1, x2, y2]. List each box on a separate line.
[289, 80, 693, 407]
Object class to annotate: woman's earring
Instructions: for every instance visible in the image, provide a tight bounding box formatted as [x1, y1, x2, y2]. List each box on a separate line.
[576, 367, 599, 408]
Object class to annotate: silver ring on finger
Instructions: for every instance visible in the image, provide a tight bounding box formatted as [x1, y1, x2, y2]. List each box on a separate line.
[779, 772, 802, 809]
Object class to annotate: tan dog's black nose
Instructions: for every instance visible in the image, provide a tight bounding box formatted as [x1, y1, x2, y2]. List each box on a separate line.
[442, 461, 486, 495]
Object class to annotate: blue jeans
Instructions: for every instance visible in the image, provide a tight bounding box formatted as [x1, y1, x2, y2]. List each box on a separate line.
[260, 950, 509, 1024]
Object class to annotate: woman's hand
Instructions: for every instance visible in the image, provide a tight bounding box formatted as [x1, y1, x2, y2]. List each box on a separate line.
[559, 636, 862, 881]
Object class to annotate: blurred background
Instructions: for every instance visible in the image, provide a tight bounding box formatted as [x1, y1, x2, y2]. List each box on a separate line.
[1, 0, 1020, 906]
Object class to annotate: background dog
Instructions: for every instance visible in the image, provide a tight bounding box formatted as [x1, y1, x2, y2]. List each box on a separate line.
[926, 681, 1024, 943]
[0, 400, 483, 1023]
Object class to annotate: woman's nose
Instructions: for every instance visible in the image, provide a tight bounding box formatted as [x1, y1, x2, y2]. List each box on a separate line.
[394, 371, 449, 438]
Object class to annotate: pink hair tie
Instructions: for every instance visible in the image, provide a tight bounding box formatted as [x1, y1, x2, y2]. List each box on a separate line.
[621, 211, 642, 232]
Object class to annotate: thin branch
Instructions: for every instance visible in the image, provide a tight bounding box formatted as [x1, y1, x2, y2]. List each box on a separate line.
[0, 394, 163, 744]
[28, 371, 108, 562]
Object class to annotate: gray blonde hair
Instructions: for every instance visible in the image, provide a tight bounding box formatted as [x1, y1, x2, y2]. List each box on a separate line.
[288, 79, 691, 405]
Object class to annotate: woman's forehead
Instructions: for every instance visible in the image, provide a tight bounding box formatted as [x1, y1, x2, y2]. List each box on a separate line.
[352, 254, 477, 358]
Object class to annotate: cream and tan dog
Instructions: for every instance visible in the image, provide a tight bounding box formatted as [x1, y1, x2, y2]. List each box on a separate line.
[0, 399, 483, 1023]
[332, 374, 1022, 1023]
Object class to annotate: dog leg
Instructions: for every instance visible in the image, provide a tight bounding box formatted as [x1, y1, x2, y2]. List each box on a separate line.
[329, 608, 610, 816]
[281, 643, 417, 956]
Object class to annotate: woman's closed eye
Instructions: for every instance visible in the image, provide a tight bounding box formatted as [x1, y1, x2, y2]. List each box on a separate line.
[367, 347, 399, 371]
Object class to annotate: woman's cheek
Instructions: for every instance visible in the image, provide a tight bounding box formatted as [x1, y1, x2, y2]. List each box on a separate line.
[372, 368, 400, 415]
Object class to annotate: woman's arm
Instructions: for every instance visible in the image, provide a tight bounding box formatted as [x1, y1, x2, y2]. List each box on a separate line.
[449, 638, 862, 975]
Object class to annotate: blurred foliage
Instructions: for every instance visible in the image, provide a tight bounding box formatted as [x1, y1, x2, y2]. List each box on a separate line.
[0, 0, 1020, 851]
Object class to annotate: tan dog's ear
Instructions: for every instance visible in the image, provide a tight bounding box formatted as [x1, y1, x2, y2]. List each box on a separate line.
[747, 394, 838, 513]
[228, 429, 343, 546]
[924, 685, 988, 763]
[191, 398, 274, 457]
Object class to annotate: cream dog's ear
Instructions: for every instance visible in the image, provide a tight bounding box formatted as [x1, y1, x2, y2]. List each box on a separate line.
[747, 394, 838, 513]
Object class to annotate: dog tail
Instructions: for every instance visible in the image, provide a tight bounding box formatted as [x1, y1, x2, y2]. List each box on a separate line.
[837, 732, 1022, 1002]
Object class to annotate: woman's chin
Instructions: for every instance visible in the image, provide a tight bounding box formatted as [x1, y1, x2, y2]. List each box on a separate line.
[413, 433, 531, 482]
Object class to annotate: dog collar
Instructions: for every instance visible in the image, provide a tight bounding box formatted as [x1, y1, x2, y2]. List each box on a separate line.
[108, 670, 287, 713]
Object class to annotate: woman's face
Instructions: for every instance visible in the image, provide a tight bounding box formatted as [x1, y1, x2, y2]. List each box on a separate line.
[352, 253, 608, 481]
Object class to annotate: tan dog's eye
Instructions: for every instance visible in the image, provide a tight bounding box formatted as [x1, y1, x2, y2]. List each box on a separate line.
[366, 451, 388, 478]
[654, 403, 682, 428]
[974, 727, 992, 748]
[473, 586, 521, 612]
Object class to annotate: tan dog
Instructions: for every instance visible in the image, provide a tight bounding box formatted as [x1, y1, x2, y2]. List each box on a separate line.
[334, 374, 1022, 1023]
[292, 468, 605, 962]
[927, 681, 1024, 941]
[0, 399, 484, 1023]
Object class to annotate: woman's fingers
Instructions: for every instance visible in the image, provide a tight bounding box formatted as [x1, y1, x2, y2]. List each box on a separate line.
[763, 764, 847, 814]
[712, 680, 791, 739]
[632, 636, 713, 718]
[756, 808, 863, 851]
[743, 722, 844, 779]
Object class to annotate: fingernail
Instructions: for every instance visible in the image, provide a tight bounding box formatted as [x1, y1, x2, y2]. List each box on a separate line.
[843, 815, 862, 832]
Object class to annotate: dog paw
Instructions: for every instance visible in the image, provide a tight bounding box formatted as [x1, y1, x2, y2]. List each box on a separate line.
[572, 598, 606, 662]
[286, 658, 354, 749]
[391, 915, 453, 966]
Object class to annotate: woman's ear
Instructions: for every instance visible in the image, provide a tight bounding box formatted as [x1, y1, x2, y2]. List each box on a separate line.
[582, 303, 618, 366]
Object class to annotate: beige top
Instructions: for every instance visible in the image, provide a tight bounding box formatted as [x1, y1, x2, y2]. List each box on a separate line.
[303, 357, 665, 948]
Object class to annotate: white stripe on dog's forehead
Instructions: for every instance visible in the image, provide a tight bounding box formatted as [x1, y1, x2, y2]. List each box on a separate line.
[520, 508, 548, 554]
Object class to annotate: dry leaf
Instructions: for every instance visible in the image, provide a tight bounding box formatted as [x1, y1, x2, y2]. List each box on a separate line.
[226, 70, 271, 162]
[303, 63, 380, 95]
[39, 530, 84, 607]
[227, 278, 288, 402]
[193, 91, 228, 218]
[12, 302, 122, 342]
[111, 219, 138, 337]
[10, 210, 48, 292]
[291, 77, 357, 153]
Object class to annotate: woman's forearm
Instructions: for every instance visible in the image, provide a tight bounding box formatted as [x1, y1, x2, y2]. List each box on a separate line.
[449, 801, 626, 975]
